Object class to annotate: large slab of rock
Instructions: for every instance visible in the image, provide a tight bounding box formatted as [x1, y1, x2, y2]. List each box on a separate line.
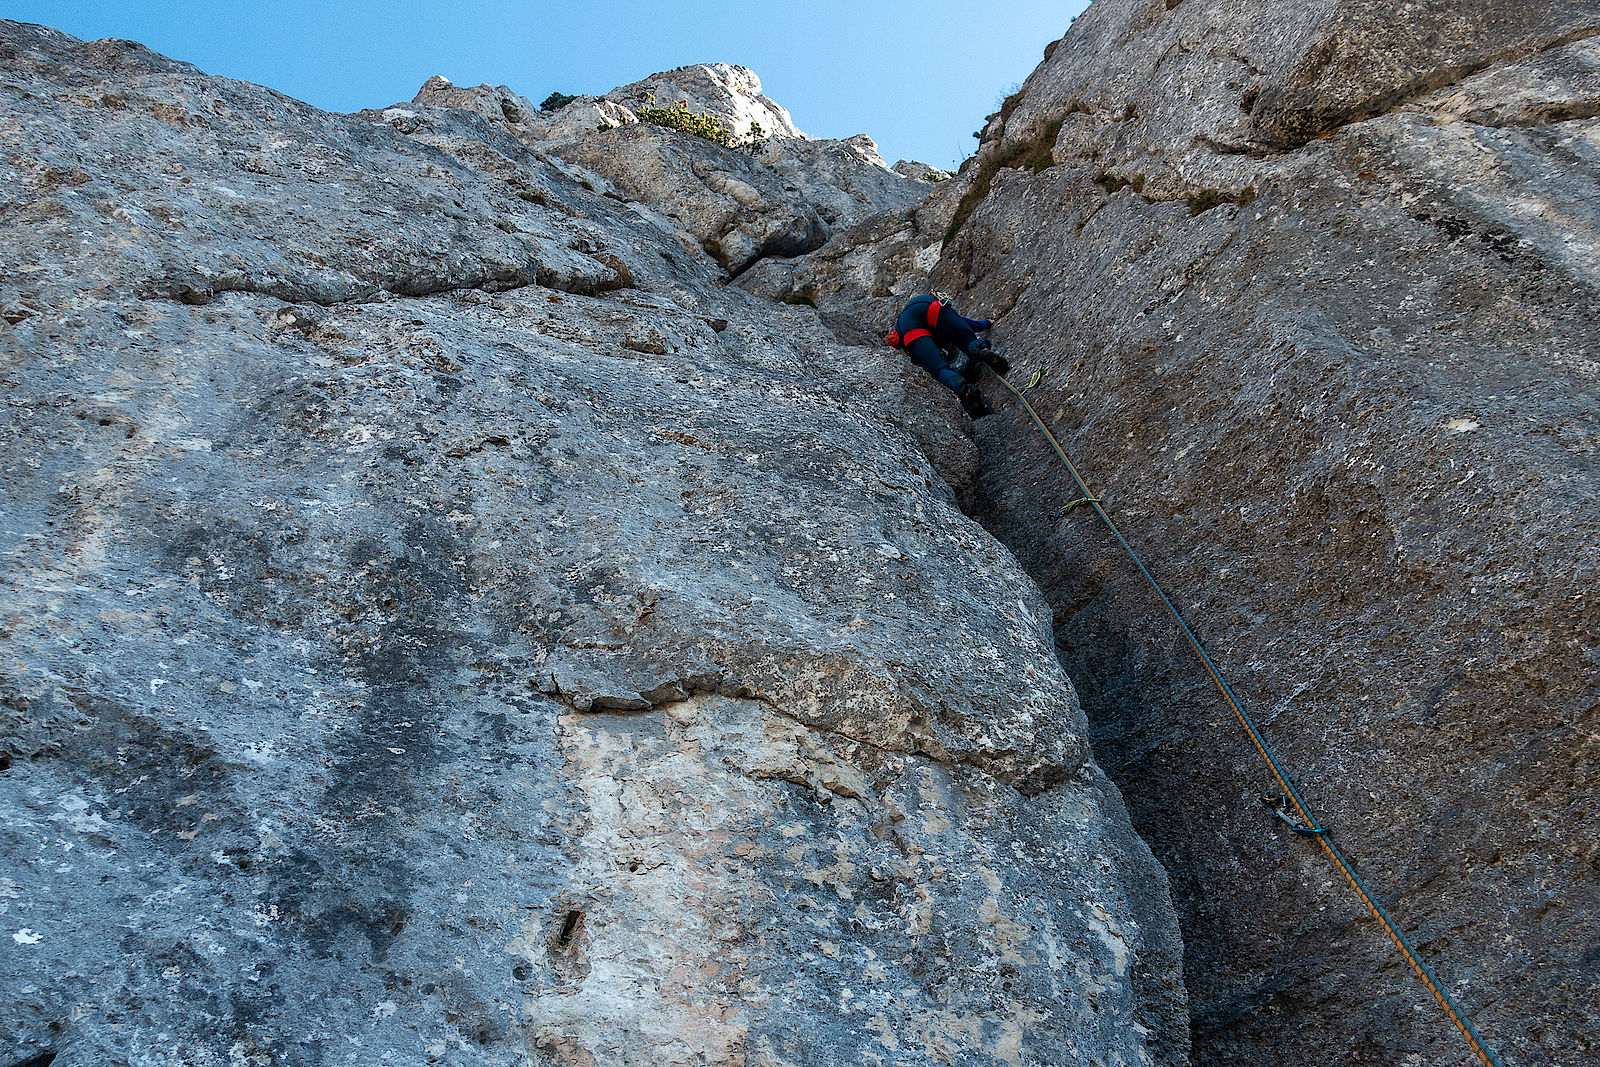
[894, 160, 952, 182]
[551, 123, 828, 276]
[935, 2, 1600, 1065]
[413, 74, 540, 127]
[0, 19, 1188, 1067]
[412, 78, 639, 146]
[737, 176, 968, 349]
[752, 134, 930, 231]
[406, 63, 798, 150]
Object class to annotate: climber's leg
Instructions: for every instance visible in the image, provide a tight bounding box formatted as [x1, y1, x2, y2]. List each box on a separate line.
[905, 335, 991, 418]
[905, 335, 969, 394]
[930, 303, 980, 355]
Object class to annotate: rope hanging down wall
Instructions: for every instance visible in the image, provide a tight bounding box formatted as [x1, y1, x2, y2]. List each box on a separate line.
[990, 371, 1504, 1067]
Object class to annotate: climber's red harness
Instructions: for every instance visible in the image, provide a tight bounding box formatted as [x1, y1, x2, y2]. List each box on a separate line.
[884, 299, 942, 349]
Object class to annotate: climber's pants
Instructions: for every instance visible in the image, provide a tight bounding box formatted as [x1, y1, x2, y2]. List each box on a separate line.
[929, 303, 979, 355]
[905, 335, 969, 394]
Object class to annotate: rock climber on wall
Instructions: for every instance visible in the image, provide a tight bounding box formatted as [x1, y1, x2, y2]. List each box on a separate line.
[884, 292, 1008, 418]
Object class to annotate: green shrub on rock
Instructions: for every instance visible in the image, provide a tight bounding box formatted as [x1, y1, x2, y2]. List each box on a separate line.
[540, 92, 578, 111]
[638, 99, 733, 148]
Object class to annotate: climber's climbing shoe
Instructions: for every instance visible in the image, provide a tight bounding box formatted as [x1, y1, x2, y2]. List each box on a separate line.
[961, 384, 993, 419]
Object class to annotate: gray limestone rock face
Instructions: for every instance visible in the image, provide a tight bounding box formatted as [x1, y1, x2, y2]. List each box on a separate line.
[521, 94, 639, 143]
[405, 82, 639, 147]
[0, 18, 1189, 1067]
[413, 75, 539, 127]
[397, 64, 926, 285]
[751, 134, 929, 232]
[737, 178, 968, 351]
[738, 206, 941, 347]
[894, 160, 951, 182]
[422, 63, 803, 153]
[551, 122, 829, 276]
[404, 84, 927, 289]
[934, 1, 1600, 1065]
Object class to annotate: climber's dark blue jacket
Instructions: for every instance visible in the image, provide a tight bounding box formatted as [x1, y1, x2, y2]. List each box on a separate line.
[894, 295, 990, 351]
[889, 295, 991, 393]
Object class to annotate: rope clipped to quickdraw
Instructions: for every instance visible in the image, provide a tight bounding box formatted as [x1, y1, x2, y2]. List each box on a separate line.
[1060, 496, 1101, 516]
[991, 369, 1504, 1067]
[1263, 793, 1326, 834]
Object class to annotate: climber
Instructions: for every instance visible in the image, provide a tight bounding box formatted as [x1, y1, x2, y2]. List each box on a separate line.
[884, 293, 1008, 419]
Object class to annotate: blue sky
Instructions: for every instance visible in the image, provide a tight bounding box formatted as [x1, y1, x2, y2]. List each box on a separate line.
[5, 0, 1090, 167]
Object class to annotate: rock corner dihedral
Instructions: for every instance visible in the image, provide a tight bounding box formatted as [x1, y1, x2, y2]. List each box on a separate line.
[7, 3, 1591, 1065]
[0, 17, 1186, 1067]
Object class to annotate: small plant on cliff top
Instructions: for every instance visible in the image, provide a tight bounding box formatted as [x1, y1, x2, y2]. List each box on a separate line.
[540, 91, 578, 111]
[638, 99, 733, 147]
[998, 86, 1025, 124]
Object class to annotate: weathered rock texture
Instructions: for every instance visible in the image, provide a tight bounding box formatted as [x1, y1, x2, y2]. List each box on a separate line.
[413, 74, 541, 128]
[390, 64, 932, 281]
[894, 161, 952, 183]
[736, 182, 966, 349]
[405, 64, 804, 150]
[0, 20, 1188, 1067]
[750, 134, 928, 231]
[551, 122, 830, 276]
[929, 2, 1600, 1065]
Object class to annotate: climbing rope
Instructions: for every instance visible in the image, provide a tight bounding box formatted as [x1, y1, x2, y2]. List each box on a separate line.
[991, 370, 1504, 1067]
